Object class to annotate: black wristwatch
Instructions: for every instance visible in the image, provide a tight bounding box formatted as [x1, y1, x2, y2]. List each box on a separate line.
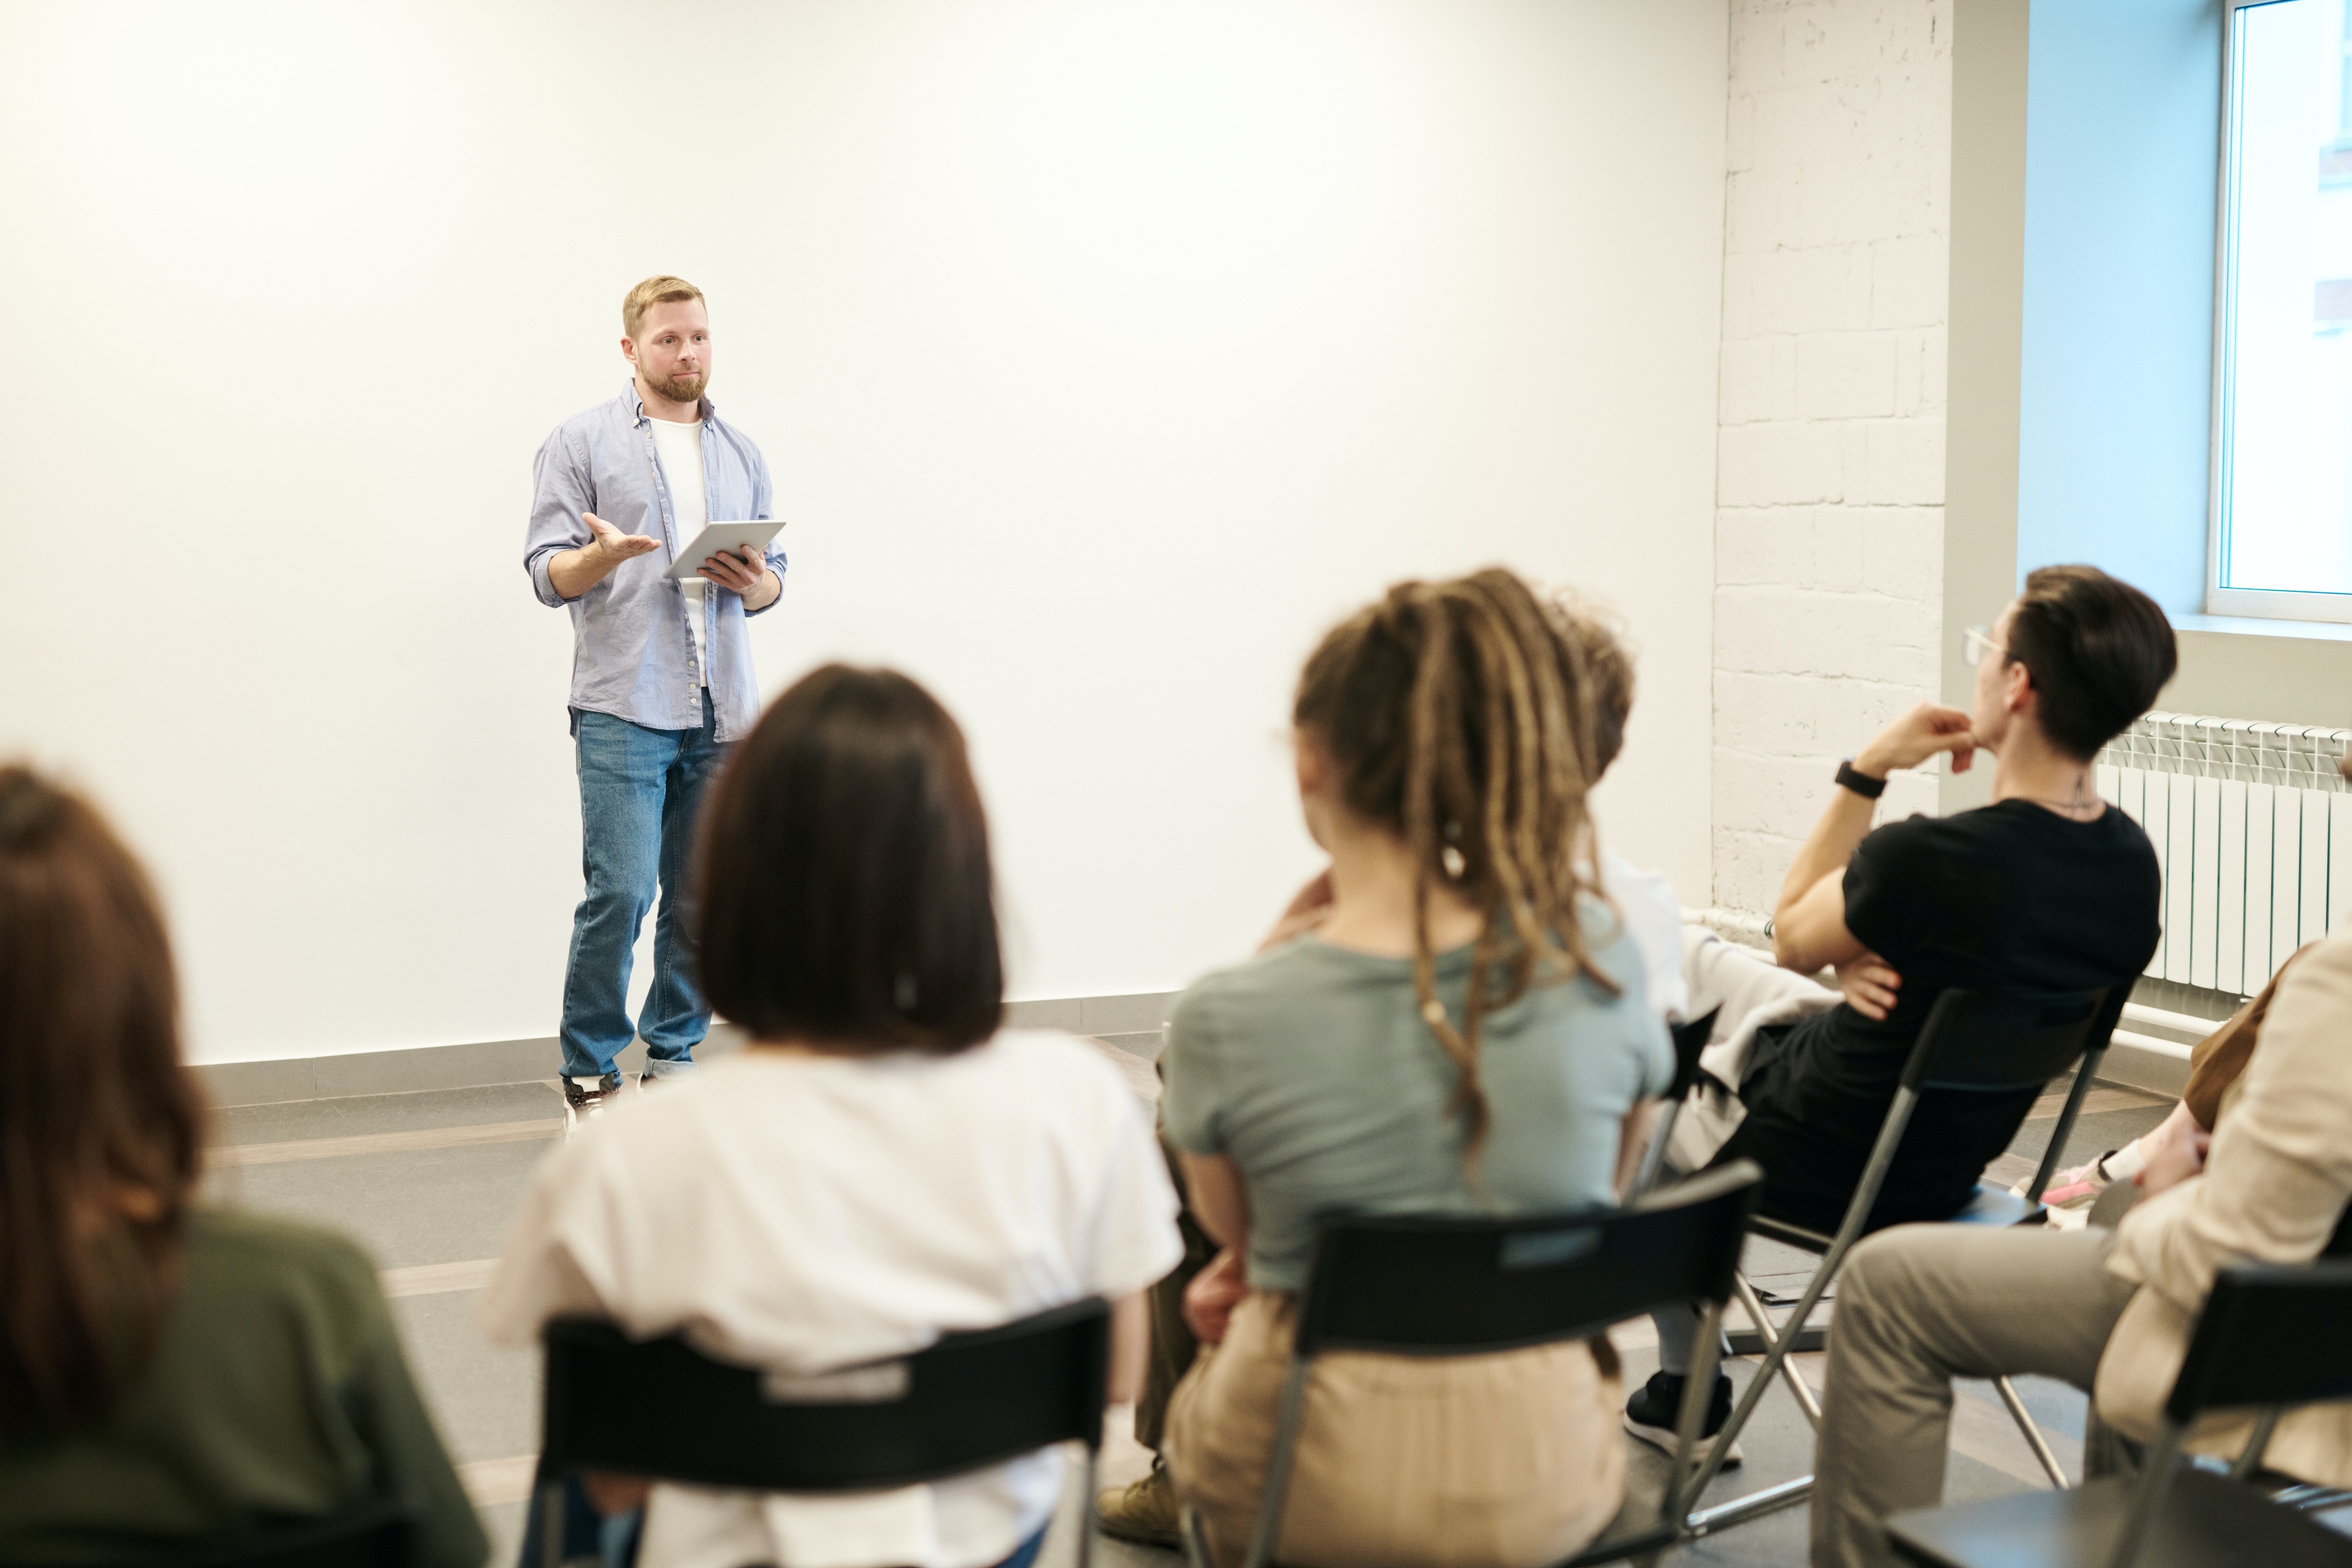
[1835, 759, 1888, 799]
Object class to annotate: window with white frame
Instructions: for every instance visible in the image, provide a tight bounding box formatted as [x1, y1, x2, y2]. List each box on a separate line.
[2211, 0, 2352, 620]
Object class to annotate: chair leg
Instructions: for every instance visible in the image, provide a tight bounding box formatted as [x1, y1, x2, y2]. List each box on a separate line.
[2230, 1407, 2283, 1482]
[1733, 1273, 1821, 1429]
[1685, 1086, 1924, 1537]
[1240, 1357, 1312, 1568]
[1077, 1448, 1098, 1568]
[1632, 1101, 1683, 1197]
[1179, 1505, 1215, 1568]
[536, 1479, 566, 1568]
[1663, 1300, 1728, 1522]
[1993, 1375, 2071, 1488]
[2104, 1423, 2186, 1568]
[1681, 1254, 1838, 1515]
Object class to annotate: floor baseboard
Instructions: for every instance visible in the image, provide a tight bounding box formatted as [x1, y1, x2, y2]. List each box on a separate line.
[192, 993, 1181, 1108]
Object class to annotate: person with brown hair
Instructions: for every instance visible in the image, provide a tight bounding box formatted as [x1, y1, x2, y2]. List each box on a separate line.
[0, 768, 484, 1566]
[483, 666, 1182, 1568]
[523, 275, 788, 1127]
[1154, 569, 1674, 1568]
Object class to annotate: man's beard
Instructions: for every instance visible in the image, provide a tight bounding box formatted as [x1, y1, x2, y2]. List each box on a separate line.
[647, 367, 706, 404]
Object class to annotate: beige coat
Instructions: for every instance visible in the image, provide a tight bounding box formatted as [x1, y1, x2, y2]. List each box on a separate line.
[2096, 925, 2352, 1482]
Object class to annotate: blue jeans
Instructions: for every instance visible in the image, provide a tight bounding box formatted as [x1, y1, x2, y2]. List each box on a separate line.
[560, 692, 727, 1082]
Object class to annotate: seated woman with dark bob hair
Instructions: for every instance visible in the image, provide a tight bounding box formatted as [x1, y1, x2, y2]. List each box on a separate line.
[485, 665, 1183, 1568]
[0, 768, 485, 1567]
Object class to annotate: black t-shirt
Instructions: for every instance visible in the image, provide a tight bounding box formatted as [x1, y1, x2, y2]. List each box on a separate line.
[1718, 799, 2161, 1232]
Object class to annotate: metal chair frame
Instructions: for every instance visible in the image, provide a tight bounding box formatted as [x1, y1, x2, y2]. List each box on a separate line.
[1887, 1260, 2352, 1568]
[1179, 1162, 1764, 1568]
[1680, 986, 2127, 1539]
[534, 1299, 1111, 1568]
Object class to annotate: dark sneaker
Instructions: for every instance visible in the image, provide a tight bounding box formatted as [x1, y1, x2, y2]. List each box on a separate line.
[1624, 1369, 1742, 1468]
[1097, 1463, 1180, 1548]
[561, 1073, 624, 1136]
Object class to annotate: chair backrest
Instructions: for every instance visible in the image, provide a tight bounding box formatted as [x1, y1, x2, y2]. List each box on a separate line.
[154, 1500, 413, 1568]
[1290, 1161, 1762, 1359]
[2164, 1261, 2352, 1425]
[541, 1298, 1108, 1492]
[1903, 986, 2121, 1094]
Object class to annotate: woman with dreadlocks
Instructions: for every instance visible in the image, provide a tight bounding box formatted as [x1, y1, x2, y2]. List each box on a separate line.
[1156, 569, 1674, 1568]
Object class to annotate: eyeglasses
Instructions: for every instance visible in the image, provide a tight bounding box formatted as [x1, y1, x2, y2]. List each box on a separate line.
[1962, 624, 2005, 665]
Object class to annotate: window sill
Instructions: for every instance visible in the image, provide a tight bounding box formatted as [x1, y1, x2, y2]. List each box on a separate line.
[2173, 612, 2352, 645]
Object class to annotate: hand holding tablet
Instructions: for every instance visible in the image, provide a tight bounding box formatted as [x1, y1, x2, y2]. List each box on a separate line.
[663, 520, 786, 582]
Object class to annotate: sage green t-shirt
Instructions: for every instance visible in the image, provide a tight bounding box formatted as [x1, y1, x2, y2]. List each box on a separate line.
[1160, 913, 1673, 1293]
[0, 1207, 486, 1568]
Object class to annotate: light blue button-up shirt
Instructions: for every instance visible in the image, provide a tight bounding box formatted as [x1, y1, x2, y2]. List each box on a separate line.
[525, 384, 788, 742]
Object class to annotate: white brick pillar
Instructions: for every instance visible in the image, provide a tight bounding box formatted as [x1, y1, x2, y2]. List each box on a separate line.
[1711, 0, 1953, 916]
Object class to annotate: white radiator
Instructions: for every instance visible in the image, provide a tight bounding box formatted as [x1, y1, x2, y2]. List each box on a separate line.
[2096, 712, 2352, 994]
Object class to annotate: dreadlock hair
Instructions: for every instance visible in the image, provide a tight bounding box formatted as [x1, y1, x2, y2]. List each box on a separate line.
[0, 766, 203, 1434]
[1292, 568, 1616, 1173]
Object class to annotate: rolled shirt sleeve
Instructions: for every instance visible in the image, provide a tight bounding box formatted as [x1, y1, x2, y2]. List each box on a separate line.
[525, 426, 595, 608]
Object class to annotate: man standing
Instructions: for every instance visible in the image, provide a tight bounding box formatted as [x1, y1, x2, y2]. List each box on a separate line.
[524, 276, 786, 1129]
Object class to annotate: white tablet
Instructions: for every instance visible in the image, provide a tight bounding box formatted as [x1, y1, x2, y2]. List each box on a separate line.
[662, 520, 786, 581]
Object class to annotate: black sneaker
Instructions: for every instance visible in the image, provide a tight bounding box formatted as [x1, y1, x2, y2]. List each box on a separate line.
[1624, 1369, 1742, 1468]
[561, 1073, 624, 1136]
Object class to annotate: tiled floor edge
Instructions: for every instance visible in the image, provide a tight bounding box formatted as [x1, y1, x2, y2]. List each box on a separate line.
[193, 994, 1183, 1107]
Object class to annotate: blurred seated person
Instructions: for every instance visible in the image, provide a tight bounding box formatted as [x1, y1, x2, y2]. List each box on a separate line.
[1631, 566, 2176, 1460]
[1156, 570, 1675, 1568]
[0, 767, 485, 1568]
[483, 666, 1182, 1568]
[1992, 939, 2317, 1220]
[1811, 904, 2352, 1566]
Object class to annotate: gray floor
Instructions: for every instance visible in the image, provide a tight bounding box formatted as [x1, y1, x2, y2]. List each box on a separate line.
[203, 1050, 2174, 1568]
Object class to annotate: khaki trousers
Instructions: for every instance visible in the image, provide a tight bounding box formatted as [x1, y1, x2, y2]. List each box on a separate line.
[1811, 1224, 2139, 1568]
[1163, 1293, 1626, 1568]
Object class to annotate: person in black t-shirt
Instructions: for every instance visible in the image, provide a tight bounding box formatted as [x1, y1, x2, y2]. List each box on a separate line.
[1624, 565, 2176, 1464]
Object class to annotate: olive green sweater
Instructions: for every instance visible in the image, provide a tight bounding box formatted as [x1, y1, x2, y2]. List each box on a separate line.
[0, 1208, 486, 1567]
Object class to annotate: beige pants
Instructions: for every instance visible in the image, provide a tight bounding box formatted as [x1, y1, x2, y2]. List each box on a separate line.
[1810, 1224, 2138, 1568]
[1163, 1292, 1626, 1568]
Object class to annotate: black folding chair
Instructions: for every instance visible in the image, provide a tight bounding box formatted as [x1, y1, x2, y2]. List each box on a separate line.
[535, 1299, 1111, 1568]
[1683, 986, 2126, 1537]
[105, 1502, 414, 1568]
[1887, 1260, 2352, 1568]
[1177, 1161, 1763, 1568]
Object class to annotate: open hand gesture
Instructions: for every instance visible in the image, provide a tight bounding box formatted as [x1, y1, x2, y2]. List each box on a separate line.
[583, 512, 659, 568]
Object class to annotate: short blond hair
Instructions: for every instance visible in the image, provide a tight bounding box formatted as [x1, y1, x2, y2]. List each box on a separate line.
[622, 275, 705, 339]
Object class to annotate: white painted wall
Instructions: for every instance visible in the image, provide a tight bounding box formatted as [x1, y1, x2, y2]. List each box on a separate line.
[0, 0, 1727, 1064]
[1712, 0, 1953, 915]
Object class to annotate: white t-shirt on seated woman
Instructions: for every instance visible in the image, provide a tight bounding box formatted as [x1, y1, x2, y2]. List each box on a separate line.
[482, 1030, 1183, 1568]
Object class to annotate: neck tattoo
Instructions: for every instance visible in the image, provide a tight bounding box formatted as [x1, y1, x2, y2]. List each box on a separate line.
[2020, 772, 2100, 818]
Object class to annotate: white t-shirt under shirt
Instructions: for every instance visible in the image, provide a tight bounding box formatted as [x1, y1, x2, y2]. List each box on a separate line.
[481, 1031, 1183, 1568]
[647, 416, 709, 689]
